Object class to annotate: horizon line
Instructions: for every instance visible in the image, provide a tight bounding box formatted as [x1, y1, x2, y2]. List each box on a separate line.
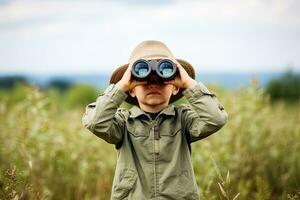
[1, 69, 299, 77]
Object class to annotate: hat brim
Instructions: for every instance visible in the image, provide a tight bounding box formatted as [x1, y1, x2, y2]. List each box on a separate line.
[109, 59, 195, 105]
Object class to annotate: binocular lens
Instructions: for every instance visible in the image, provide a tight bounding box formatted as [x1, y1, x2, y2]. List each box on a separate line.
[133, 62, 149, 78]
[131, 59, 176, 80]
[158, 61, 174, 78]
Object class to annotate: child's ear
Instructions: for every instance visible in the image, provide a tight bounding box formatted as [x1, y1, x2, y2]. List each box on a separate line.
[129, 89, 136, 98]
[172, 86, 180, 96]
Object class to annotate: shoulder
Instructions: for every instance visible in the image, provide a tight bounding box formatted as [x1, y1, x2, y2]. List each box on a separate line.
[173, 103, 192, 113]
[116, 107, 130, 115]
[115, 107, 130, 121]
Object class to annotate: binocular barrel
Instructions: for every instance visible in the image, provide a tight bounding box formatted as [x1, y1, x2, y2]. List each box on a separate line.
[131, 59, 177, 81]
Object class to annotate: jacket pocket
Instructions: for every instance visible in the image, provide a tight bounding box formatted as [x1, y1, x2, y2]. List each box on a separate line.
[159, 118, 182, 137]
[160, 127, 181, 137]
[127, 123, 149, 137]
[161, 170, 199, 199]
[112, 169, 137, 200]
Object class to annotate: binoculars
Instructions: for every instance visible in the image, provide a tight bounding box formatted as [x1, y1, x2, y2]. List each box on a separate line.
[131, 59, 177, 81]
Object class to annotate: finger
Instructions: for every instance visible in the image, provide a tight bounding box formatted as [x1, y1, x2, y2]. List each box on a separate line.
[135, 81, 147, 86]
[131, 80, 147, 88]
[170, 58, 183, 69]
[167, 57, 178, 64]
[176, 63, 189, 78]
[123, 65, 134, 81]
[164, 79, 180, 87]
[175, 62, 185, 72]
[164, 80, 174, 85]
[166, 58, 185, 77]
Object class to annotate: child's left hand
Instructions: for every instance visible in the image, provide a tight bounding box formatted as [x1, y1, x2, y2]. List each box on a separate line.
[164, 58, 197, 89]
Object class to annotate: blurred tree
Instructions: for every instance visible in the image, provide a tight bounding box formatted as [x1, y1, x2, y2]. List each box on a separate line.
[47, 80, 72, 92]
[265, 70, 300, 102]
[64, 84, 99, 109]
[0, 83, 31, 106]
[0, 76, 29, 90]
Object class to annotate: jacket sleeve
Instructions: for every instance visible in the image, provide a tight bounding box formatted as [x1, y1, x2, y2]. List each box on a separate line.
[182, 82, 228, 142]
[82, 85, 128, 146]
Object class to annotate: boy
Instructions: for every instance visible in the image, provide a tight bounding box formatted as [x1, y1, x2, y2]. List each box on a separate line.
[82, 40, 228, 199]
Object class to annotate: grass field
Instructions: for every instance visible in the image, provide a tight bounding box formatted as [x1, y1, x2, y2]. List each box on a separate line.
[0, 83, 299, 200]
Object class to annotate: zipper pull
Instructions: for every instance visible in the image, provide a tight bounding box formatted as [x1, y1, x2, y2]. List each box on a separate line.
[154, 125, 160, 140]
[154, 125, 160, 154]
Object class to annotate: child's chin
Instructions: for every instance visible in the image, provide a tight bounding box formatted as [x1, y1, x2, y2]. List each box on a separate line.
[146, 99, 166, 105]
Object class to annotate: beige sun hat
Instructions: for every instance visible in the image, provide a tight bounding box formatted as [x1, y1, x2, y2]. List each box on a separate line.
[109, 40, 195, 105]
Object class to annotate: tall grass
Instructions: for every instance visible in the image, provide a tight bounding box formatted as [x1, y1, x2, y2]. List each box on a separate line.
[0, 86, 115, 199]
[0, 83, 299, 199]
[192, 84, 300, 199]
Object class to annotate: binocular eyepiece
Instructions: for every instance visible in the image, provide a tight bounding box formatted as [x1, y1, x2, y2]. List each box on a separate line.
[131, 59, 177, 81]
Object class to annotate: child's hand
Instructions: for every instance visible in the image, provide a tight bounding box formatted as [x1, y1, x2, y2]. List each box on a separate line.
[164, 59, 197, 89]
[115, 64, 147, 92]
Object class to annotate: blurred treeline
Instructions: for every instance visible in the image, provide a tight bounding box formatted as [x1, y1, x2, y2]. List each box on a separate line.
[0, 71, 300, 200]
[1, 70, 299, 108]
[0, 76, 101, 110]
[265, 70, 300, 102]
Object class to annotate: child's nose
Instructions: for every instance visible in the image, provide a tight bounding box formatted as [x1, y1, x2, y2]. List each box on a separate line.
[148, 84, 159, 89]
[147, 74, 162, 85]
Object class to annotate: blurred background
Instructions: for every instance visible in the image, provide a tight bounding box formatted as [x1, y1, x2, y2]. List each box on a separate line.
[0, 0, 299, 199]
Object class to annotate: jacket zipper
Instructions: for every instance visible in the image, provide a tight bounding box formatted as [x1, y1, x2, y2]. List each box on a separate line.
[154, 125, 160, 153]
[153, 123, 160, 197]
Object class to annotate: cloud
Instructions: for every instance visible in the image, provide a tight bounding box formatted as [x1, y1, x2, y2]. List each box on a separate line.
[0, 0, 299, 74]
[1, 0, 299, 36]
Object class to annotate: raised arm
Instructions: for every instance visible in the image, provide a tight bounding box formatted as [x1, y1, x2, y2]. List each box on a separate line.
[82, 85, 128, 146]
[182, 82, 228, 142]
[82, 64, 146, 146]
[164, 59, 228, 142]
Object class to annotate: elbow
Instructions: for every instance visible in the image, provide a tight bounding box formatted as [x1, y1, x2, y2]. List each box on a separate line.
[83, 122, 94, 132]
[205, 101, 228, 128]
[209, 109, 228, 130]
[82, 114, 95, 131]
[215, 111, 228, 127]
[189, 112, 227, 141]
[82, 117, 111, 142]
[214, 103, 228, 127]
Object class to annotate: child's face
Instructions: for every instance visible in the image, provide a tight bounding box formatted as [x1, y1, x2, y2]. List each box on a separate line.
[129, 81, 179, 112]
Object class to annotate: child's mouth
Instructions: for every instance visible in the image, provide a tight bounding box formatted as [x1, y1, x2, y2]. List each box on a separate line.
[148, 91, 160, 95]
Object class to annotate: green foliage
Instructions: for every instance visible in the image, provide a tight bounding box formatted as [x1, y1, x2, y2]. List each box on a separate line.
[64, 84, 100, 109]
[0, 165, 35, 200]
[265, 70, 300, 102]
[210, 157, 240, 200]
[192, 83, 300, 199]
[0, 76, 29, 90]
[47, 80, 72, 92]
[0, 84, 32, 107]
[0, 86, 115, 199]
[0, 83, 299, 199]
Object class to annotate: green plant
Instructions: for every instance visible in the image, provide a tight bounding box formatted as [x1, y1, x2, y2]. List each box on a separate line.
[210, 157, 240, 200]
[0, 83, 299, 199]
[265, 70, 300, 102]
[64, 84, 99, 109]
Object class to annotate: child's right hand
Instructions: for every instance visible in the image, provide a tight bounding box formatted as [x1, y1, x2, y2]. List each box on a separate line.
[164, 59, 197, 89]
[115, 64, 147, 92]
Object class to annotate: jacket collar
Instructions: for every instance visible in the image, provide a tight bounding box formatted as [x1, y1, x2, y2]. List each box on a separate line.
[129, 105, 176, 119]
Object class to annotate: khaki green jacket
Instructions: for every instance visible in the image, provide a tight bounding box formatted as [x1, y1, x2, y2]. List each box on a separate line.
[82, 82, 228, 200]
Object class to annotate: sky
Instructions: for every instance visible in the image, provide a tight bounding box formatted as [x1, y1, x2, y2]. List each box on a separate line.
[0, 0, 300, 75]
